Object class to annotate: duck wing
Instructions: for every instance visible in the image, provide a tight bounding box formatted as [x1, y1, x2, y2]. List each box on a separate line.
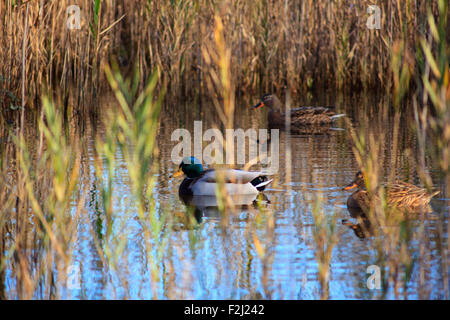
[199, 169, 266, 184]
[290, 106, 336, 116]
[286, 106, 344, 125]
[387, 182, 438, 209]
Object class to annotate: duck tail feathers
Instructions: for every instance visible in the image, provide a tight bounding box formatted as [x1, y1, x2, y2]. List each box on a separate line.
[431, 190, 440, 198]
[253, 178, 273, 191]
[330, 114, 346, 120]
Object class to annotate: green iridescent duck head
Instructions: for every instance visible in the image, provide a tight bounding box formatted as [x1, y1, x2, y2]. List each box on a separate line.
[173, 156, 204, 179]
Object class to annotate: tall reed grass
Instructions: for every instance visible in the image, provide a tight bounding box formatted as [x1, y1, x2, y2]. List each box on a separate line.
[1, 0, 446, 115]
[0, 63, 168, 298]
[0, 97, 86, 299]
[343, 0, 448, 299]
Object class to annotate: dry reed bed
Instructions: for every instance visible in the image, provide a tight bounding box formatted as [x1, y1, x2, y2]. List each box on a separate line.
[0, 0, 446, 113]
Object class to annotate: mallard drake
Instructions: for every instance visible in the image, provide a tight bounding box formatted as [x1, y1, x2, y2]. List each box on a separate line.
[343, 171, 439, 214]
[173, 157, 273, 197]
[252, 94, 345, 128]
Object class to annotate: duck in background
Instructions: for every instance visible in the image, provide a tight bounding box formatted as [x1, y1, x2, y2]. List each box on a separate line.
[252, 94, 345, 130]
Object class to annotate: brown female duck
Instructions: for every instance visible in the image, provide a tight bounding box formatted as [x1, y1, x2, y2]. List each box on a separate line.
[252, 94, 345, 128]
[343, 171, 439, 214]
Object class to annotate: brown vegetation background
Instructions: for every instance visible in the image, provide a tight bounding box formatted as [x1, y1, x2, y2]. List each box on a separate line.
[1, 0, 448, 110]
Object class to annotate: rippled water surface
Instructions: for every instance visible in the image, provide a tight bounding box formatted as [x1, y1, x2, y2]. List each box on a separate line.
[2, 92, 448, 299]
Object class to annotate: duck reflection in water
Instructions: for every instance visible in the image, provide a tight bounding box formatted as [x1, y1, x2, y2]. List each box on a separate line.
[179, 192, 271, 226]
[341, 205, 373, 240]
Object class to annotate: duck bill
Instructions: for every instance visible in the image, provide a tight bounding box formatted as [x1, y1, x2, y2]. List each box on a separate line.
[343, 182, 357, 190]
[252, 101, 264, 109]
[173, 168, 184, 178]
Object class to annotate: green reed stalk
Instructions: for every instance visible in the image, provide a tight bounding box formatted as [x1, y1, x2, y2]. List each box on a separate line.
[415, 0, 449, 298]
[3, 97, 86, 299]
[312, 196, 338, 300]
[103, 63, 168, 298]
